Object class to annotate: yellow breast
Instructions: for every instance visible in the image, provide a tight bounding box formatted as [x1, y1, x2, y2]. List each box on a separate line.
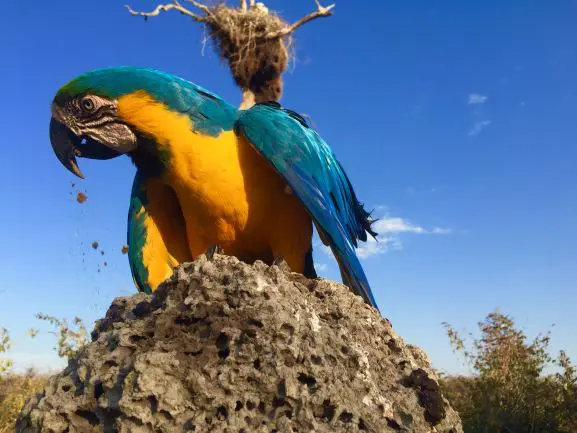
[117, 91, 310, 262]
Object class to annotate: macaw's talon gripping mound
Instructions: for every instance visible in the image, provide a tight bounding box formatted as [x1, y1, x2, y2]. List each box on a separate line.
[205, 244, 225, 261]
[15, 255, 463, 433]
[48, 66, 380, 311]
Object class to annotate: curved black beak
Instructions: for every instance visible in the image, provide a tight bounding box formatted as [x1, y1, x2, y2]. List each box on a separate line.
[50, 118, 85, 179]
[49, 118, 122, 179]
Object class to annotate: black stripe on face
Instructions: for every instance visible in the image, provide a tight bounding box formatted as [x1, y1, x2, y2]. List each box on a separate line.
[82, 112, 116, 128]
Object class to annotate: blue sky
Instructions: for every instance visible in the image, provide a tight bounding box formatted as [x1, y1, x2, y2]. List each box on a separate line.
[1, 0, 575, 374]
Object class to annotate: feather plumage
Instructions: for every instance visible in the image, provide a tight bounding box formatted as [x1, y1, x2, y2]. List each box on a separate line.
[235, 102, 379, 310]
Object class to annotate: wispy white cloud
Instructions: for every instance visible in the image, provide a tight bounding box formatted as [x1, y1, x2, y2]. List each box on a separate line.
[373, 217, 451, 236]
[314, 263, 328, 272]
[317, 216, 451, 260]
[373, 217, 425, 234]
[431, 227, 452, 234]
[355, 216, 451, 259]
[468, 93, 488, 105]
[319, 234, 396, 260]
[356, 236, 401, 259]
[319, 243, 332, 256]
[468, 120, 491, 136]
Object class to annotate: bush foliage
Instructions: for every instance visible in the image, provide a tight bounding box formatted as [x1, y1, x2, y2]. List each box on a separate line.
[0, 370, 47, 433]
[0, 315, 88, 432]
[440, 310, 577, 432]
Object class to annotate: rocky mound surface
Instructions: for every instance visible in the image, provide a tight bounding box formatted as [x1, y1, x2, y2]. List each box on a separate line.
[16, 254, 462, 433]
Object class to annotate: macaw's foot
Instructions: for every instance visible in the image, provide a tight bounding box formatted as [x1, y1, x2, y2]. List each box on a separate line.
[272, 256, 292, 273]
[272, 255, 286, 266]
[206, 244, 224, 261]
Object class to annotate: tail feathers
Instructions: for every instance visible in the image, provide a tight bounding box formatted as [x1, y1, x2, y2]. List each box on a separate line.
[303, 247, 318, 279]
[336, 255, 379, 313]
[316, 225, 380, 312]
[336, 261, 354, 292]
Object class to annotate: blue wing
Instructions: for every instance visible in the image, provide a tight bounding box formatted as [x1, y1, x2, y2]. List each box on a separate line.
[234, 102, 379, 311]
[127, 171, 192, 294]
[127, 171, 151, 294]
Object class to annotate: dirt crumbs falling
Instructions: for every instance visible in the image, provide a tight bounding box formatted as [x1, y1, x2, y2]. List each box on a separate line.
[76, 192, 88, 204]
[121, 245, 129, 255]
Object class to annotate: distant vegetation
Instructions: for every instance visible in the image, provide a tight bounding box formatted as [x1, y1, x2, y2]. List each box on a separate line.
[0, 316, 88, 432]
[0, 369, 47, 433]
[440, 310, 577, 432]
[1, 310, 576, 432]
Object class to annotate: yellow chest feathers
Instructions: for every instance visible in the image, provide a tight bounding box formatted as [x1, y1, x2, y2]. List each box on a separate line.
[117, 91, 299, 235]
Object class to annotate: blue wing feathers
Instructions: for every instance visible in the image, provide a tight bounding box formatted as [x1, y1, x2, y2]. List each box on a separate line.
[237, 102, 377, 248]
[235, 102, 379, 311]
[127, 171, 152, 294]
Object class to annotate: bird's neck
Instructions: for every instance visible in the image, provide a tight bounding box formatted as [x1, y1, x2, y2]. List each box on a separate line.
[128, 136, 168, 179]
[118, 91, 242, 186]
[118, 91, 211, 179]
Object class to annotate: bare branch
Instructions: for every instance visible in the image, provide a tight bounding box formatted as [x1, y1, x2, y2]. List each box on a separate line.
[126, 0, 208, 22]
[127, 0, 334, 39]
[183, 0, 213, 17]
[265, 0, 335, 40]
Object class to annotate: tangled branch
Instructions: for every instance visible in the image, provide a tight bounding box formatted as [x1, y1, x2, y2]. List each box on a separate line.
[125, 0, 336, 40]
[125, 0, 212, 21]
[125, 0, 336, 106]
[34, 314, 89, 361]
[265, 0, 335, 39]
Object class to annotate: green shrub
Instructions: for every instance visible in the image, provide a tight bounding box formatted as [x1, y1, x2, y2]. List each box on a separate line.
[0, 315, 89, 432]
[0, 370, 47, 433]
[0, 329, 12, 376]
[32, 313, 89, 360]
[441, 310, 577, 433]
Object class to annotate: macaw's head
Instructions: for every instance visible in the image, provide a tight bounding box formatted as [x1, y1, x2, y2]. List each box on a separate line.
[50, 66, 236, 178]
[49, 68, 146, 179]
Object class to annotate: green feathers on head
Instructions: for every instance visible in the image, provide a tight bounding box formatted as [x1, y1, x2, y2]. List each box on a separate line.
[55, 66, 238, 137]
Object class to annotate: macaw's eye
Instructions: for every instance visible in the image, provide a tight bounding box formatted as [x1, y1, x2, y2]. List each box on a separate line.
[81, 97, 95, 112]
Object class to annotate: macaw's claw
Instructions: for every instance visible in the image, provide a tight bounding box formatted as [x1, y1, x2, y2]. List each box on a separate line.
[206, 244, 224, 261]
[272, 256, 286, 266]
[272, 256, 292, 273]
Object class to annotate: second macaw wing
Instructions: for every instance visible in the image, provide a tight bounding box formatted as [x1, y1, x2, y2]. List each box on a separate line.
[127, 173, 150, 293]
[234, 102, 379, 311]
[127, 171, 192, 294]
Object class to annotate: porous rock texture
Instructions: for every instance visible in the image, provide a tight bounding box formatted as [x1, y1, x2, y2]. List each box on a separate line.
[16, 254, 463, 433]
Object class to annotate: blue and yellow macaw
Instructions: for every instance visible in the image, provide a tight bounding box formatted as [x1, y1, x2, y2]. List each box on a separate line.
[49, 67, 380, 311]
